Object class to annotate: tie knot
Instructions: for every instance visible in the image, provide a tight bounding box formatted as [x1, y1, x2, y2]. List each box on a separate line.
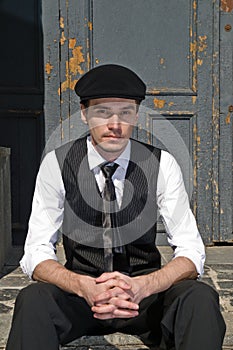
[101, 163, 119, 179]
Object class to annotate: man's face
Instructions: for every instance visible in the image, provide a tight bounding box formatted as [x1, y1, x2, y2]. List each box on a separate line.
[81, 98, 138, 159]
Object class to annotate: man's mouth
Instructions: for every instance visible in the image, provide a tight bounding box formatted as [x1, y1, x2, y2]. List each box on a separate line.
[103, 135, 122, 139]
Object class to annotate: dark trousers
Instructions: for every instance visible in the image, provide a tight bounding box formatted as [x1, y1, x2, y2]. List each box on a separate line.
[6, 280, 226, 350]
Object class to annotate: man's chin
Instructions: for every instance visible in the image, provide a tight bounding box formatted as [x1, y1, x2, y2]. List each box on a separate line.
[96, 139, 128, 154]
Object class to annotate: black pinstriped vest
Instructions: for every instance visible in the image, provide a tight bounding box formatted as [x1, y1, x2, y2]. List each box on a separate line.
[56, 137, 161, 277]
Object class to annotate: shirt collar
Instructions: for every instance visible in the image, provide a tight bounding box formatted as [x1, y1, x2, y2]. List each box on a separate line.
[87, 136, 130, 171]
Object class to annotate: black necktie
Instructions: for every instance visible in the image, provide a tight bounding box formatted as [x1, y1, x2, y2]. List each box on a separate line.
[101, 163, 119, 271]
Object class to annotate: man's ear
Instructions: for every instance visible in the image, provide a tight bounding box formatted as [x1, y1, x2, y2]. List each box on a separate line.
[134, 113, 139, 125]
[80, 104, 88, 124]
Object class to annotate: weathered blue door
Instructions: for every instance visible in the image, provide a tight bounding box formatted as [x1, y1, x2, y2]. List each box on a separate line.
[42, 0, 233, 244]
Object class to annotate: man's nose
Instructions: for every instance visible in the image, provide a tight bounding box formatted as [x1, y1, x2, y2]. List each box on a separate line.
[107, 113, 121, 128]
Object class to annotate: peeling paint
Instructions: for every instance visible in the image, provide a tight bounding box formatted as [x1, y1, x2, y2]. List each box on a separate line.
[198, 35, 208, 52]
[160, 58, 165, 65]
[58, 45, 85, 95]
[190, 41, 197, 91]
[213, 179, 219, 195]
[88, 21, 93, 31]
[60, 31, 66, 45]
[193, 0, 197, 23]
[190, 40, 197, 55]
[192, 61, 197, 92]
[45, 62, 54, 75]
[69, 38, 76, 49]
[192, 96, 197, 104]
[69, 46, 85, 74]
[193, 123, 198, 189]
[60, 16, 64, 29]
[225, 113, 231, 124]
[221, 0, 233, 12]
[150, 89, 161, 94]
[86, 38, 90, 70]
[190, 26, 193, 38]
[153, 98, 166, 109]
[197, 58, 203, 66]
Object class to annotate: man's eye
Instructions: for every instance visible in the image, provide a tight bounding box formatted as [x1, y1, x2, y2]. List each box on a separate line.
[96, 109, 108, 114]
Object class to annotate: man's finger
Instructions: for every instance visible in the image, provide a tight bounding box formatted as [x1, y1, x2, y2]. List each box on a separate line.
[94, 287, 133, 304]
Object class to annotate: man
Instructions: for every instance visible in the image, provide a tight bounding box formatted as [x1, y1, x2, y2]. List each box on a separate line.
[7, 64, 225, 350]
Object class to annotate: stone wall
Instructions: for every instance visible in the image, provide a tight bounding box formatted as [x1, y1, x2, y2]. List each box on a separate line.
[0, 147, 11, 271]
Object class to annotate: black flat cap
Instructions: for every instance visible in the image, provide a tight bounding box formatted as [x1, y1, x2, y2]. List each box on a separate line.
[74, 64, 146, 102]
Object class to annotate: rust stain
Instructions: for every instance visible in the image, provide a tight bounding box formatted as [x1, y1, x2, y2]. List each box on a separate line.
[197, 136, 201, 145]
[45, 62, 54, 75]
[225, 112, 231, 124]
[197, 58, 203, 66]
[60, 17, 64, 29]
[69, 38, 76, 49]
[95, 58, 99, 64]
[168, 102, 174, 107]
[221, 0, 233, 12]
[153, 98, 166, 109]
[60, 31, 66, 45]
[88, 21, 93, 31]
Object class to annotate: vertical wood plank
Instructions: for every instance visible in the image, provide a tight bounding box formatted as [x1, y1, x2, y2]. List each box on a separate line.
[219, 9, 233, 241]
[195, 0, 215, 244]
[42, 0, 60, 143]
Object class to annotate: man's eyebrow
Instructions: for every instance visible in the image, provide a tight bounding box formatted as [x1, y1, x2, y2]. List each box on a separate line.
[91, 104, 136, 110]
[120, 105, 136, 110]
[92, 105, 111, 109]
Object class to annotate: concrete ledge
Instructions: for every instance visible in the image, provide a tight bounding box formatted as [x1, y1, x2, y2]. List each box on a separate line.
[0, 147, 11, 272]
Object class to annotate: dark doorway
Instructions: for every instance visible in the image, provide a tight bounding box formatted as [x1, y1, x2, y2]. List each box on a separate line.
[0, 0, 44, 245]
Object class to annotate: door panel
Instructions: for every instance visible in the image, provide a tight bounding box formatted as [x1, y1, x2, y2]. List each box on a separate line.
[219, 8, 233, 241]
[92, 0, 194, 94]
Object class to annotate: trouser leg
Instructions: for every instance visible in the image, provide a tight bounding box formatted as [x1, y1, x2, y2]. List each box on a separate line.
[161, 280, 226, 350]
[6, 282, 103, 350]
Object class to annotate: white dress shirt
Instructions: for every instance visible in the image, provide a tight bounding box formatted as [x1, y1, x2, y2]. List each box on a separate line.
[20, 138, 205, 278]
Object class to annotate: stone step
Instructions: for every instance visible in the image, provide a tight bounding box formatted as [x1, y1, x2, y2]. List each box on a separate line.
[61, 334, 161, 350]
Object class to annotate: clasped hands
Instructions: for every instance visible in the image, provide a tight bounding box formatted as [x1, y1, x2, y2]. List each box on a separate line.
[80, 271, 150, 320]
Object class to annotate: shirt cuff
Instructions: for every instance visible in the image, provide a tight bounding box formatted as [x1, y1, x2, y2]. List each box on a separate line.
[172, 247, 206, 277]
[20, 247, 58, 279]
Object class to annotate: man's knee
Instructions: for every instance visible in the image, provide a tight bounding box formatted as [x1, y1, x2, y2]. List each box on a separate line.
[16, 282, 61, 309]
[186, 281, 219, 306]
